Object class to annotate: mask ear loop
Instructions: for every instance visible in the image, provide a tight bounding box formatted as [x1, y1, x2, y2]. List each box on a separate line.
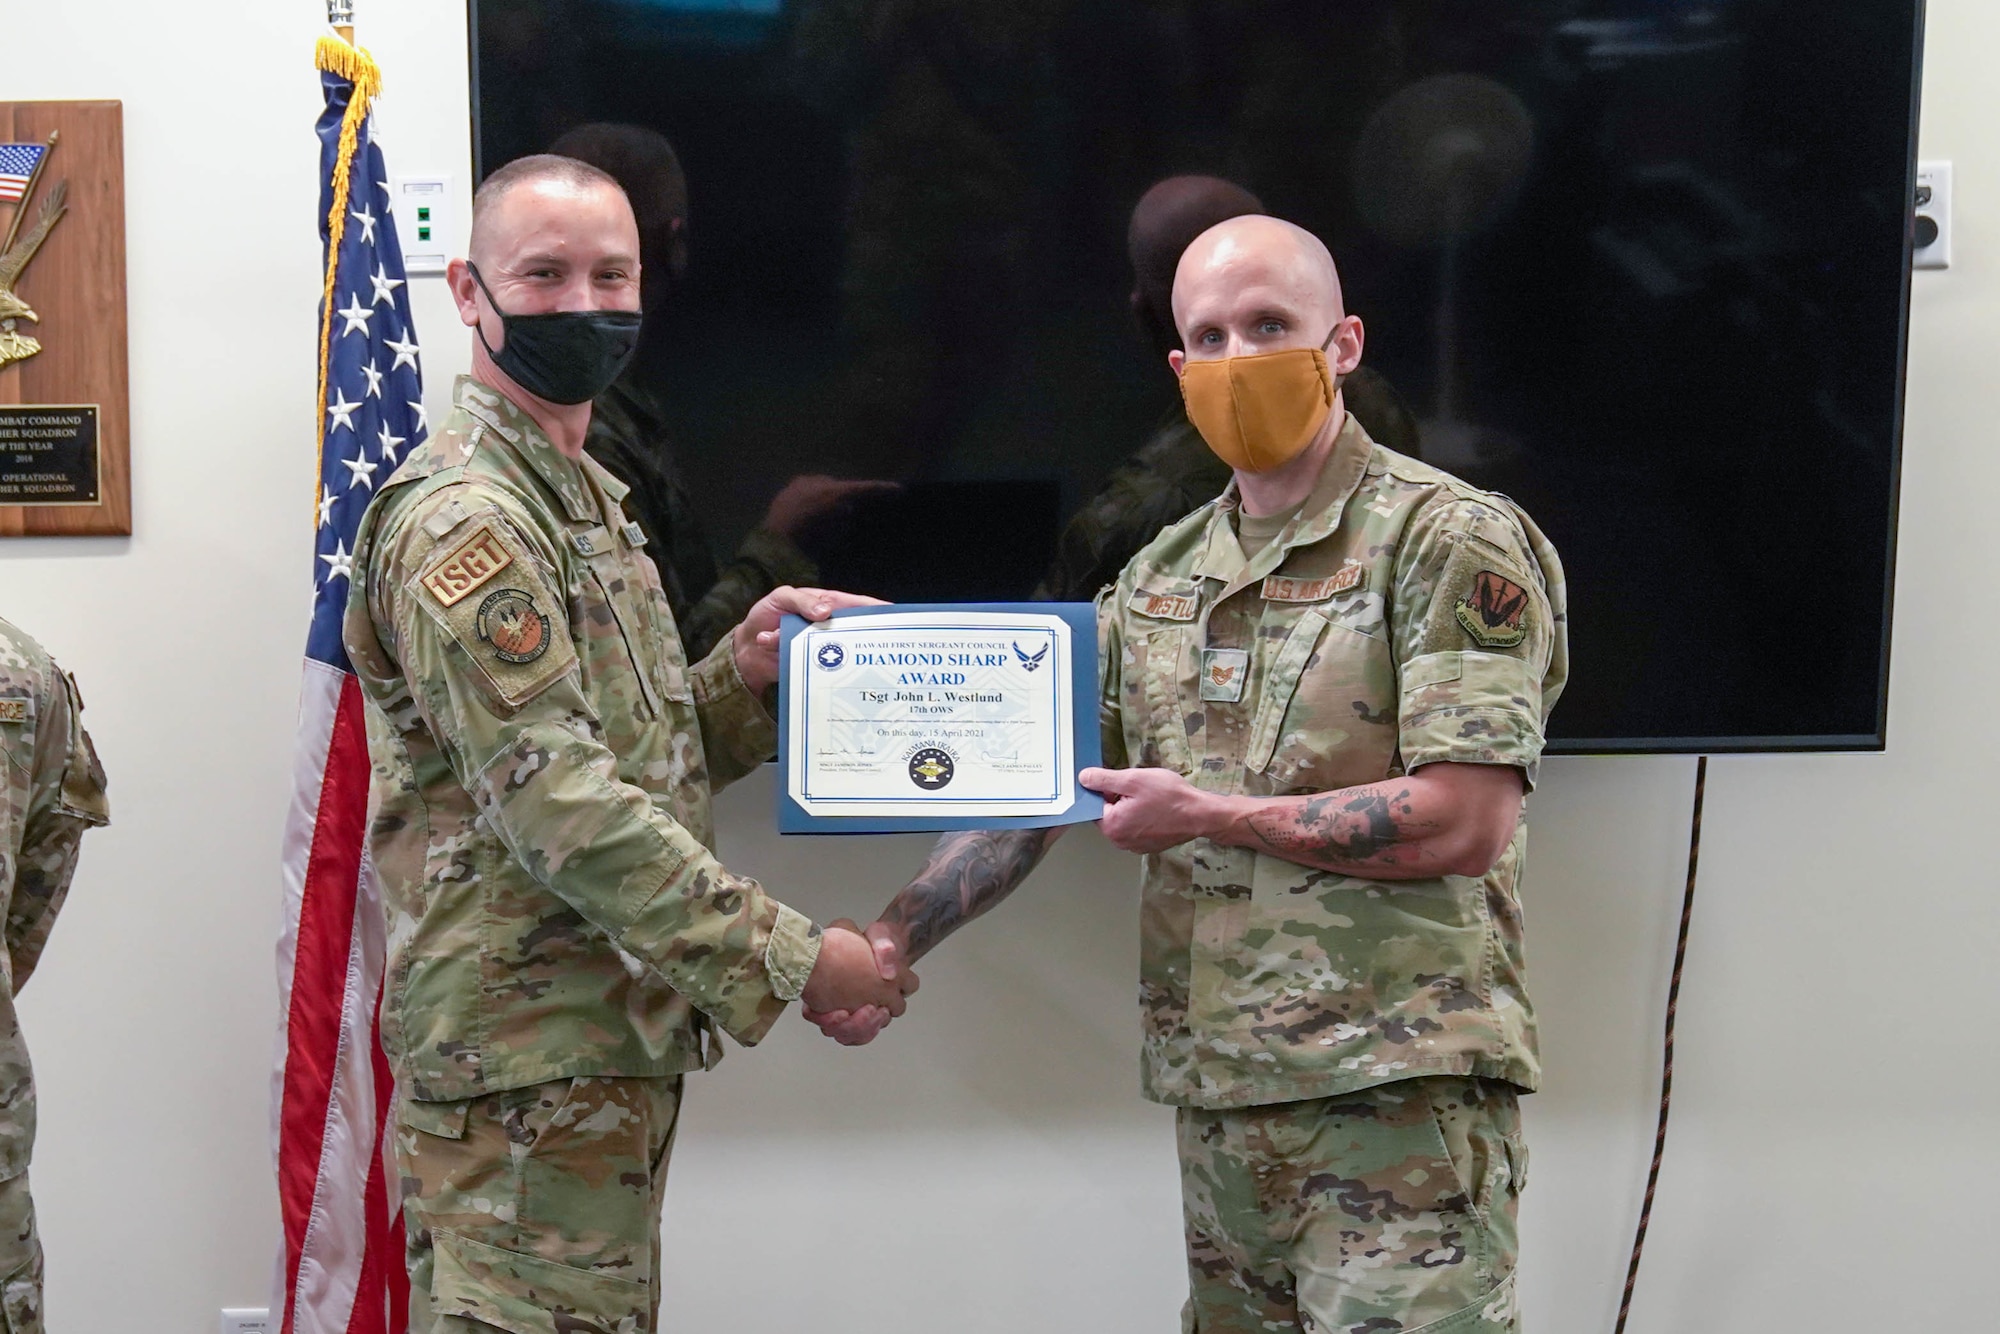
[1320, 321, 1347, 395]
[464, 262, 510, 362]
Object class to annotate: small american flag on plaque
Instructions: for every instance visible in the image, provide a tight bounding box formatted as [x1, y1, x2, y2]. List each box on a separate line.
[0, 144, 46, 203]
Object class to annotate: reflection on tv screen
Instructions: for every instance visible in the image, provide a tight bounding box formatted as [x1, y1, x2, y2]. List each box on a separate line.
[473, 0, 1921, 751]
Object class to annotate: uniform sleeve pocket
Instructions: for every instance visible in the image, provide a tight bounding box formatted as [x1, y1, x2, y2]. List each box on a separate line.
[431, 1228, 651, 1334]
[397, 1096, 470, 1141]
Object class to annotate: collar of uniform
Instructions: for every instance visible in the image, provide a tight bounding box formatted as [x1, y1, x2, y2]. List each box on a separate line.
[582, 450, 631, 506]
[1191, 409, 1374, 584]
[453, 375, 600, 523]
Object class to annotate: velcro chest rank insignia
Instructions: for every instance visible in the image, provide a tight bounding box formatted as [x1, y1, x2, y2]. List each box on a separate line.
[0, 698, 26, 724]
[1130, 590, 1199, 621]
[421, 525, 515, 607]
[1261, 563, 1363, 603]
[1456, 569, 1530, 648]
[1199, 648, 1249, 702]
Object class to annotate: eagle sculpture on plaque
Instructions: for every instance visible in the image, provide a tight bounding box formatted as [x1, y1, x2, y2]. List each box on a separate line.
[0, 135, 67, 371]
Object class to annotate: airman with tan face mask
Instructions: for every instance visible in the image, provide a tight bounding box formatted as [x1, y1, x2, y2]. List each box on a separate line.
[812, 215, 1570, 1333]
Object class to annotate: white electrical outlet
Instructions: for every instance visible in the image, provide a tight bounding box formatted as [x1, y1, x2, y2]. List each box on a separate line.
[220, 1308, 271, 1334]
[1914, 160, 1952, 269]
[390, 173, 454, 276]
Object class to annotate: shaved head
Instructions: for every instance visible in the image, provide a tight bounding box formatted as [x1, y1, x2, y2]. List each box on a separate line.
[1172, 215, 1345, 341]
[468, 154, 630, 267]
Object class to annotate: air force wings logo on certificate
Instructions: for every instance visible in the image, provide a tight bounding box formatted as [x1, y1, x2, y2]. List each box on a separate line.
[777, 604, 1105, 833]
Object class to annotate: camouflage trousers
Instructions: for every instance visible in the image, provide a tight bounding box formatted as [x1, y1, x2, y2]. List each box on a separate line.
[0, 1169, 41, 1334]
[1177, 1076, 1525, 1334]
[398, 1075, 684, 1334]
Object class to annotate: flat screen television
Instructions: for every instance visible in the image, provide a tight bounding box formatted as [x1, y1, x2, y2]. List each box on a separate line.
[469, 0, 1925, 753]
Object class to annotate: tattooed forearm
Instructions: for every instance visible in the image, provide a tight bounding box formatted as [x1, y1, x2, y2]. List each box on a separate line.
[1236, 783, 1451, 876]
[878, 826, 1064, 962]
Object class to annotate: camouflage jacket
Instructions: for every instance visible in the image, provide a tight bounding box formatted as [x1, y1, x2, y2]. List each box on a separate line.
[1097, 412, 1568, 1109]
[344, 377, 823, 1103]
[0, 618, 108, 1177]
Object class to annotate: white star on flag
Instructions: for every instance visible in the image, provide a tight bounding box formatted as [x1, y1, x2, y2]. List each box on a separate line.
[409, 400, 428, 433]
[386, 332, 421, 373]
[337, 296, 374, 337]
[351, 205, 378, 244]
[343, 453, 379, 491]
[319, 538, 354, 584]
[326, 391, 360, 434]
[361, 360, 384, 399]
[370, 264, 405, 306]
[377, 422, 407, 465]
[317, 485, 338, 527]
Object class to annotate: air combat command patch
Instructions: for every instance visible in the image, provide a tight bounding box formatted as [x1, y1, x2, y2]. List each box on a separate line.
[1455, 569, 1530, 648]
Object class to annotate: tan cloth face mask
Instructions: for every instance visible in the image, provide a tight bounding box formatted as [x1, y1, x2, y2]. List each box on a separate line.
[1178, 327, 1340, 472]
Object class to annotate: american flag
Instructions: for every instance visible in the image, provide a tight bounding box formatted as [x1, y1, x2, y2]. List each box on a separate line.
[272, 45, 420, 1334]
[0, 143, 46, 203]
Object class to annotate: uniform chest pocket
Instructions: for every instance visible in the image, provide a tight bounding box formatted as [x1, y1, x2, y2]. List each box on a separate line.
[1247, 613, 1397, 792]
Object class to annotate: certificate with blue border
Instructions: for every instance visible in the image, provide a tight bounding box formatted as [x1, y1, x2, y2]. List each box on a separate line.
[777, 604, 1105, 834]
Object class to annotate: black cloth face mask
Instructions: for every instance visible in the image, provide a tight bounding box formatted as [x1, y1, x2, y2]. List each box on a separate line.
[466, 263, 642, 406]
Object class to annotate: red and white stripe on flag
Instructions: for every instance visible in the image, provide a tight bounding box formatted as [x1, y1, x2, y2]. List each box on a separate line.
[272, 664, 404, 1334]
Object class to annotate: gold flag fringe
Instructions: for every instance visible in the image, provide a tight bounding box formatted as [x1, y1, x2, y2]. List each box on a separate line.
[313, 34, 383, 513]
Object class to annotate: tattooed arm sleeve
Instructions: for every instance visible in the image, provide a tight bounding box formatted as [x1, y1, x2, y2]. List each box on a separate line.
[875, 826, 1067, 964]
[1214, 763, 1523, 880]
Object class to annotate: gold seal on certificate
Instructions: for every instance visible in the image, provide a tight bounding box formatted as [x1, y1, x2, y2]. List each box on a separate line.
[778, 605, 1104, 832]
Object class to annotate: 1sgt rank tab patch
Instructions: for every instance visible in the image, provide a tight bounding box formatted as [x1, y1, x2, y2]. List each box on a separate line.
[1455, 569, 1530, 648]
[420, 525, 514, 607]
[1199, 648, 1249, 702]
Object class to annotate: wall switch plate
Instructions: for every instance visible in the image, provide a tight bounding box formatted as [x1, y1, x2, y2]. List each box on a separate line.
[220, 1308, 271, 1334]
[1914, 160, 1951, 269]
[390, 174, 453, 276]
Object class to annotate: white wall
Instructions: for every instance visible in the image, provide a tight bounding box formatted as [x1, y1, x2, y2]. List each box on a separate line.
[1, 2, 1993, 1331]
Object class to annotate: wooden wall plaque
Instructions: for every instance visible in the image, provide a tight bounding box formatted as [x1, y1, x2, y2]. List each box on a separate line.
[0, 101, 129, 537]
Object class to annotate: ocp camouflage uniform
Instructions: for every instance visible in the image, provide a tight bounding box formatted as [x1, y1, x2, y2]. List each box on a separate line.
[0, 619, 109, 1334]
[1097, 411, 1567, 1332]
[345, 377, 824, 1334]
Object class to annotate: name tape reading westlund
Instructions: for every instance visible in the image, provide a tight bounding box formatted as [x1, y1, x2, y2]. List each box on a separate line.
[0, 405, 101, 506]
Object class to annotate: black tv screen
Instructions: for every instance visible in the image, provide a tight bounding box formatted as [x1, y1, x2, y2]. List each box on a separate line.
[470, 0, 1923, 752]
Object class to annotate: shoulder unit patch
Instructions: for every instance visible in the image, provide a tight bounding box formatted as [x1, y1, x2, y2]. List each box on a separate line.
[1455, 569, 1530, 648]
[475, 588, 553, 664]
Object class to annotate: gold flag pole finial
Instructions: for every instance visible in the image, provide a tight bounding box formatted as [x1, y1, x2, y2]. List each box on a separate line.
[0, 130, 59, 259]
[328, 0, 355, 44]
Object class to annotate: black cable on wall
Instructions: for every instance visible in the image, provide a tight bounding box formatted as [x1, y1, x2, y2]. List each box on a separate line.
[1614, 754, 1707, 1333]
